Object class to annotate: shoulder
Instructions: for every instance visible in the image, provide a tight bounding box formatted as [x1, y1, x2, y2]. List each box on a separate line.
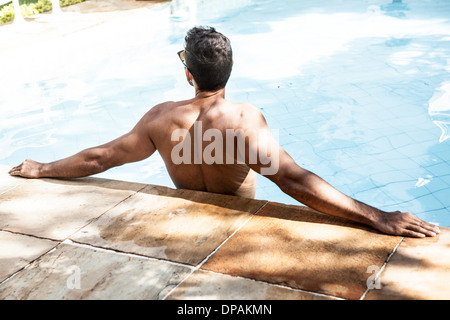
[141, 100, 191, 124]
[143, 101, 176, 120]
[233, 102, 267, 128]
[131, 101, 179, 137]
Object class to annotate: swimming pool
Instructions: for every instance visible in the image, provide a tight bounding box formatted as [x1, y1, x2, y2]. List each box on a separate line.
[1, 0, 449, 226]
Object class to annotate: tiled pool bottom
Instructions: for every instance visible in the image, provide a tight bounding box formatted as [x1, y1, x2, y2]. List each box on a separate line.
[0, 0, 449, 226]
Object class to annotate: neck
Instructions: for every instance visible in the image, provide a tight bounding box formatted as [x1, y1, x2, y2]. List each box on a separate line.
[194, 87, 226, 100]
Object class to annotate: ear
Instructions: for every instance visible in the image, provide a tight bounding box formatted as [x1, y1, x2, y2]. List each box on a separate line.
[185, 68, 194, 87]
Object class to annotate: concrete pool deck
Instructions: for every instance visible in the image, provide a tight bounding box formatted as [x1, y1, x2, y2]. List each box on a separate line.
[0, 165, 449, 300]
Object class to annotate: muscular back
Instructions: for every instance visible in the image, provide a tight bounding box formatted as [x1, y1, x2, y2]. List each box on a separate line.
[145, 94, 264, 198]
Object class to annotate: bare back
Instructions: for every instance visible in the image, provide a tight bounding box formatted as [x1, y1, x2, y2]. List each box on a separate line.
[145, 93, 262, 198]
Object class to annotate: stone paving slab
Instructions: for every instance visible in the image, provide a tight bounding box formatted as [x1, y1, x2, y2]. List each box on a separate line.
[1, 169, 450, 300]
[0, 231, 58, 283]
[166, 269, 336, 300]
[0, 175, 145, 240]
[0, 242, 191, 300]
[0, 166, 27, 195]
[365, 228, 450, 300]
[70, 185, 266, 265]
[201, 202, 403, 300]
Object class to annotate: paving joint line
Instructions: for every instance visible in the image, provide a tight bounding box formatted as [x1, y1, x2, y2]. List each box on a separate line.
[0, 228, 60, 243]
[0, 242, 62, 288]
[63, 184, 148, 243]
[359, 236, 404, 300]
[161, 201, 269, 300]
[0, 179, 29, 197]
[197, 268, 344, 300]
[0, 184, 148, 290]
[62, 239, 195, 270]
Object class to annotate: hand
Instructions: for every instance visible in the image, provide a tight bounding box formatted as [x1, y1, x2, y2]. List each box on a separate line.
[8, 159, 44, 179]
[374, 210, 440, 238]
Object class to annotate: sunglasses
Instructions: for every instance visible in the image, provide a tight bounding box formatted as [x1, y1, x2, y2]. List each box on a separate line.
[177, 50, 188, 69]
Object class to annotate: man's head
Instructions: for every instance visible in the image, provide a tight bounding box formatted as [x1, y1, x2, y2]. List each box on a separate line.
[182, 26, 233, 92]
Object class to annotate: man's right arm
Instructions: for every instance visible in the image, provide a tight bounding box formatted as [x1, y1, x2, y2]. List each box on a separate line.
[243, 106, 440, 238]
[270, 153, 440, 237]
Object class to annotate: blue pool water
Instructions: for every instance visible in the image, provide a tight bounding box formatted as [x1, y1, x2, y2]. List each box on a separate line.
[1, 0, 449, 226]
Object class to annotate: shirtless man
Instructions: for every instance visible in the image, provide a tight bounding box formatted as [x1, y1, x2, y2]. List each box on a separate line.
[9, 26, 439, 238]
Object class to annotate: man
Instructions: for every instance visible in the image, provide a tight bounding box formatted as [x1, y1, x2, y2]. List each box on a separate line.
[9, 26, 439, 238]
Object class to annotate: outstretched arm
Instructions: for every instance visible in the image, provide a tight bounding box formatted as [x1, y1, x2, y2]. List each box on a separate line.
[270, 153, 439, 237]
[9, 114, 156, 179]
[245, 107, 440, 238]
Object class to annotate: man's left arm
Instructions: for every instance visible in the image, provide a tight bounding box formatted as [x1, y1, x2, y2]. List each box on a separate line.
[9, 113, 156, 179]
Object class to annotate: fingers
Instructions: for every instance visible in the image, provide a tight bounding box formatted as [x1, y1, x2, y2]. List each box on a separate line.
[406, 225, 436, 238]
[8, 160, 37, 178]
[383, 211, 441, 238]
[8, 164, 23, 176]
[403, 216, 440, 238]
[421, 222, 440, 236]
[413, 216, 440, 236]
[402, 229, 428, 238]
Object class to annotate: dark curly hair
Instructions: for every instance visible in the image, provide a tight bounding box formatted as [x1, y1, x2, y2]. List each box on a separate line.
[184, 26, 233, 92]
